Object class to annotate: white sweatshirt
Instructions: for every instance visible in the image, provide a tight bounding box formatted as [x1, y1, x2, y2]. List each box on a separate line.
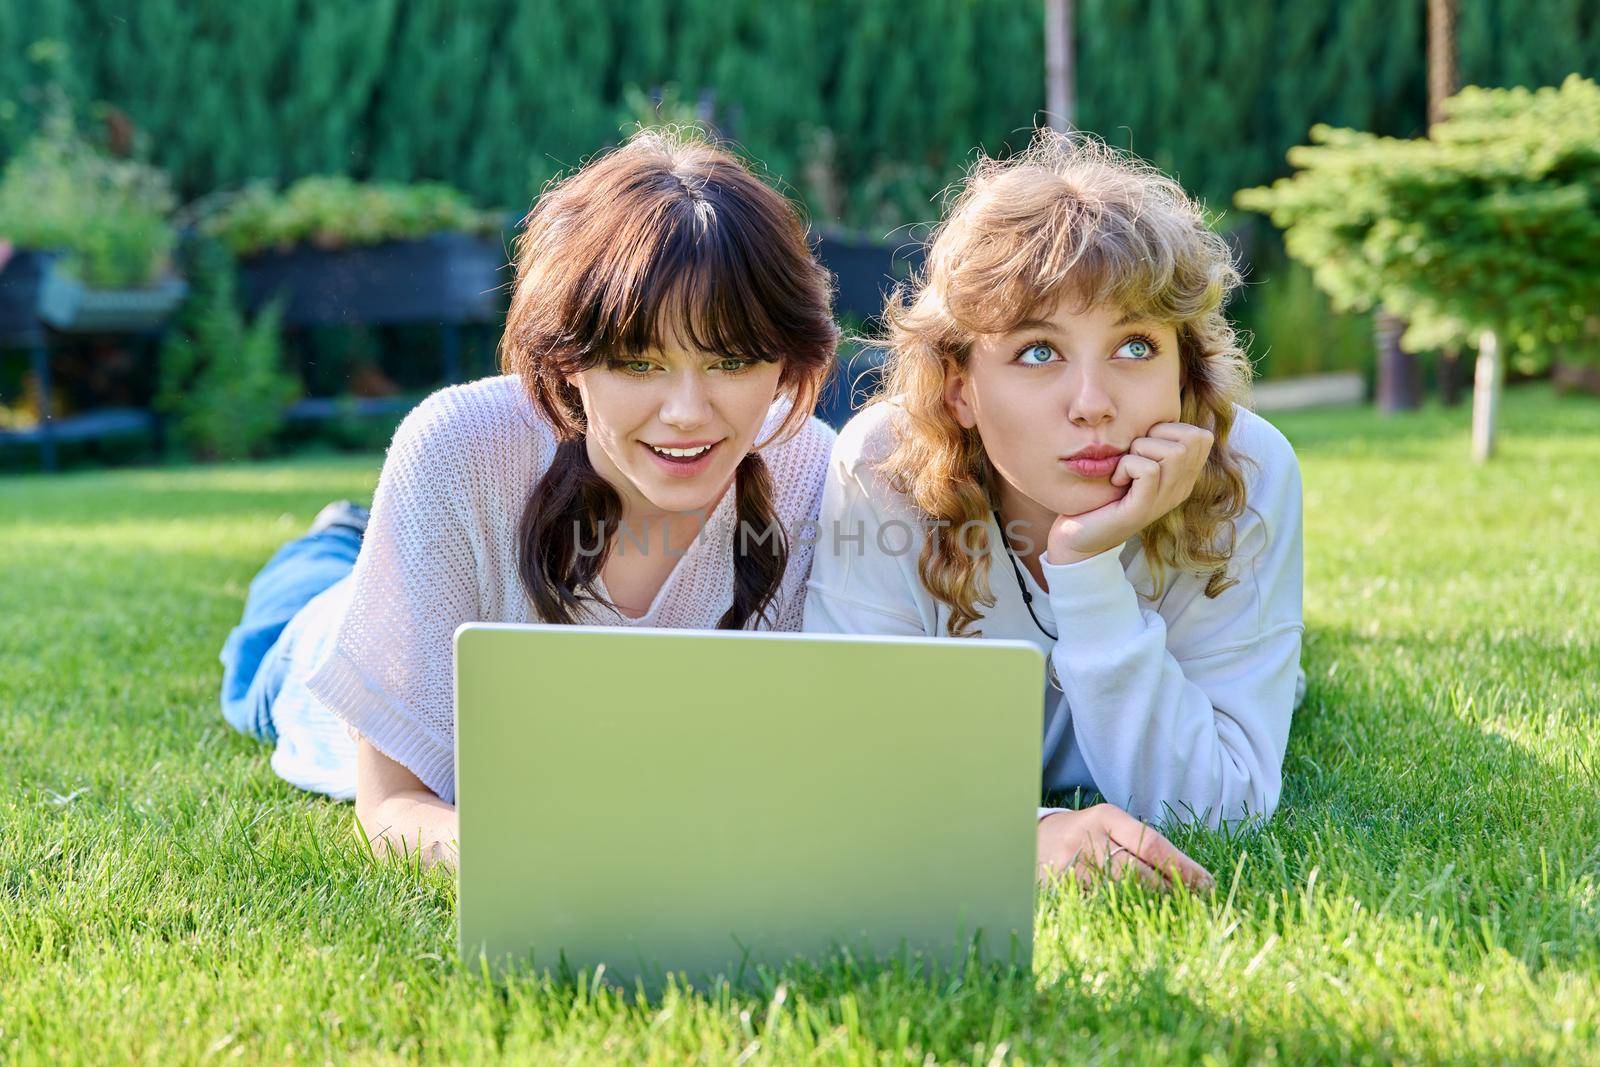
[802, 398, 1305, 831]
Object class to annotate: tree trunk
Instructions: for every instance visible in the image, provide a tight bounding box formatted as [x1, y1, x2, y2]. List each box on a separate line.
[1437, 348, 1463, 406]
[1045, 0, 1075, 131]
[1428, 0, 1459, 127]
[1428, 0, 1460, 406]
[1472, 329, 1502, 462]
[1375, 309, 1422, 413]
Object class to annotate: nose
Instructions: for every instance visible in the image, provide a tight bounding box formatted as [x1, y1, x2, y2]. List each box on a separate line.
[1063, 363, 1116, 427]
[658, 369, 713, 430]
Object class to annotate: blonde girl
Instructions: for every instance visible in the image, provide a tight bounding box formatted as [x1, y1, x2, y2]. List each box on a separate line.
[805, 132, 1304, 890]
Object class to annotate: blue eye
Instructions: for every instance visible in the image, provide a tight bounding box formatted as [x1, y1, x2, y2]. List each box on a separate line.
[1117, 336, 1157, 360]
[1016, 343, 1057, 366]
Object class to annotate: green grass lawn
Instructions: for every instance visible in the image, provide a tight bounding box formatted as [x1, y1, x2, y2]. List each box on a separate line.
[4, 386, 1599, 1064]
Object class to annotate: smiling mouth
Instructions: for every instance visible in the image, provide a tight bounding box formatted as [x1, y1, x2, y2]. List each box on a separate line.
[646, 443, 716, 459]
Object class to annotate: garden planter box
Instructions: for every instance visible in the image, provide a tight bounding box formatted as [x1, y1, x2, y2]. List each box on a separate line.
[38, 273, 187, 333]
[0, 248, 183, 472]
[815, 229, 924, 321]
[238, 231, 508, 327]
[0, 249, 56, 341]
[0, 249, 187, 338]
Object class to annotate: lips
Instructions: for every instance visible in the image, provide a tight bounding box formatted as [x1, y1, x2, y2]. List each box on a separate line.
[640, 439, 722, 478]
[1061, 445, 1127, 479]
[646, 441, 716, 458]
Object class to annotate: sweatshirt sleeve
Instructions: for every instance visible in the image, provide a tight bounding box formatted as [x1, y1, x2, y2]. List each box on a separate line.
[1040, 419, 1304, 832]
[802, 420, 933, 638]
[303, 395, 483, 805]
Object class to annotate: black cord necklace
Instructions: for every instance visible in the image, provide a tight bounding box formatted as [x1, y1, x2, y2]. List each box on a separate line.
[985, 511, 1062, 697]
[992, 508, 1058, 641]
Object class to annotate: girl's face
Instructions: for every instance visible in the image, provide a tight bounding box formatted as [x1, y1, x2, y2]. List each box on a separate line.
[944, 296, 1183, 522]
[573, 333, 785, 519]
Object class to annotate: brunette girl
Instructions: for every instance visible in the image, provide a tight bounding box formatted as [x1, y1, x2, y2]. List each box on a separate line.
[219, 129, 838, 867]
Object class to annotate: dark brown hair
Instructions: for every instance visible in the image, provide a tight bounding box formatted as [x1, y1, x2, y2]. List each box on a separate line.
[500, 127, 837, 628]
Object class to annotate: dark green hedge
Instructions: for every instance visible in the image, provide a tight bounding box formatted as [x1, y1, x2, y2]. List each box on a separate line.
[1, 0, 1595, 229]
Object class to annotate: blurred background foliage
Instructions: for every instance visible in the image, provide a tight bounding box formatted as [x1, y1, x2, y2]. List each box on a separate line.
[155, 236, 298, 462]
[0, 97, 175, 287]
[1, 0, 1597, 467]
[3, 0, 1595, 230]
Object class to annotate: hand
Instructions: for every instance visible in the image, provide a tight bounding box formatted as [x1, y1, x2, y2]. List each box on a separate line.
[1036, 803, 1214, 892]
[1047, 422, 1214, 565]
[355, 738, 460, 870]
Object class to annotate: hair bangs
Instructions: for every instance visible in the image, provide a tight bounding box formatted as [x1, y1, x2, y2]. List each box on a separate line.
[503, 126, 836, 440]
[564, 189, 806, 373]
[939, 189, 1204, 340]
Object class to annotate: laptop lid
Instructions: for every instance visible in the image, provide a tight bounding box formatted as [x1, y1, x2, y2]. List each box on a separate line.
[455, 624, 1044, 986]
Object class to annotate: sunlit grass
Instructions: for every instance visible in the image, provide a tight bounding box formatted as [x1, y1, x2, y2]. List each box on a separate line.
[3, 386, 1598, 1064]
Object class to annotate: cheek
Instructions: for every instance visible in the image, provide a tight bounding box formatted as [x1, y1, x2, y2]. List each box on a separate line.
[573, 373, 646, 444]
[722, 366, 785, 437]
[1144, 362, 1183, 424]
[969, 381, 1056, 485]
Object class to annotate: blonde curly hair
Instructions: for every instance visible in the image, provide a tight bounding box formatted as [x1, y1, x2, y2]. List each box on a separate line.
[872, 130, 1254, 637]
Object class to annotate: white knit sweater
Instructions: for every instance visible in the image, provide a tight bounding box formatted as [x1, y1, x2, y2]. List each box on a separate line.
[301, 374, 837, 804]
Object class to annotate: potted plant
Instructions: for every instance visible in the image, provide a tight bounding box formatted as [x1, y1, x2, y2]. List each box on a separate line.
[0, 111, 186, 336]
[205, 176, 509, 328]
[0, 111, 187, 470]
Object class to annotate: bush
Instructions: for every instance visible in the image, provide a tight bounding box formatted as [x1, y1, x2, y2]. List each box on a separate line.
[0, 107, 176, 288]
[1235, 75, 1600, 371]
[156, 239, 299, 461]
[202, 176, 502, 258]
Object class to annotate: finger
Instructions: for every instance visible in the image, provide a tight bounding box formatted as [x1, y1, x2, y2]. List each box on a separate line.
[1100, 806, 1208, 884]
[1127, 437, 1185, 464]
[1146, 422, 1215, 458]
[1109, 452, 1160, 490]
[1144, 420, 1209, 443]
[1112, 820, 1215, 891]
[1069, 842, 1165, 891]
[1106, 847, 1168, 890]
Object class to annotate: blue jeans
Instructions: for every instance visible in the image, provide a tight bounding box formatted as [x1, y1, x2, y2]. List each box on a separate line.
[218, 526, 362, 742]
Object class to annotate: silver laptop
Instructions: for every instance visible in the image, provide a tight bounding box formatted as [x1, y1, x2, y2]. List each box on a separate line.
[454, 623, 1044, 986]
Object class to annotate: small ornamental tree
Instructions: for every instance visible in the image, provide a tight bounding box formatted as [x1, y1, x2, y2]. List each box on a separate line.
[1237, 75, 1600, 460]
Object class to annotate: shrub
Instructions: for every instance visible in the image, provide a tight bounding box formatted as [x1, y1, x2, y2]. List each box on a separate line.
[0, 109, 176, 288]
[202, 176, 502, 258]
[156, 239, 299, 461]
[1235, 75, 1600, 369]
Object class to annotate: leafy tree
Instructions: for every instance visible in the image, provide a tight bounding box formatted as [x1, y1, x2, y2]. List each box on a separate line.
[1237, 75, 1600, 459]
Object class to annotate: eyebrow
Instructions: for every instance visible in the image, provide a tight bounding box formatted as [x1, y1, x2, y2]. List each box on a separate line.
[1004, 310, 1151, 336]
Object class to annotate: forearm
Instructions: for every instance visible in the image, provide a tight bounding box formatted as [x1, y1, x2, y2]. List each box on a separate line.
[1042, 548, 1293, 829]
[1057, 637, 1278, 828]
[358, 789, 459, 869]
